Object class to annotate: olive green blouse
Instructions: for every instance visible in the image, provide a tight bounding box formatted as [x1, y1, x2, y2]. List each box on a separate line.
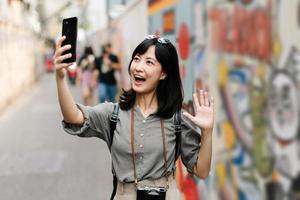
[62, 102, 201, 183]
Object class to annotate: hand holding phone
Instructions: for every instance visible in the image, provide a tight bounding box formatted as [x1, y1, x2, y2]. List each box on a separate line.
[61, 17, 77, 63]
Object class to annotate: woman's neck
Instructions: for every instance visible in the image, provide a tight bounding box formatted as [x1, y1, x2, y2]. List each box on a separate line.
[135, 92, 158, 118]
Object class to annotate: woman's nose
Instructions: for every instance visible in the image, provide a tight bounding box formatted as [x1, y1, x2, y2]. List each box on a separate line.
[135, 62, 144, 71]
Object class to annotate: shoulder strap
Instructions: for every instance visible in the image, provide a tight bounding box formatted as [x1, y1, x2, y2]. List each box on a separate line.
[109, 103, 119, 200]
[110, 175, 118, 200]
[109, 103, 119, 151]
[174, 109, 181, 160]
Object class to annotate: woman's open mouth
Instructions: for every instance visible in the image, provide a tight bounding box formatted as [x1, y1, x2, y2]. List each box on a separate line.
[134, 75, 146, 85]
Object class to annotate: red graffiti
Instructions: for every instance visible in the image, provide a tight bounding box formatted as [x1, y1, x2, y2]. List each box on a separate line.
[209, 6, 272, 61]
[176, 158, 199, 200]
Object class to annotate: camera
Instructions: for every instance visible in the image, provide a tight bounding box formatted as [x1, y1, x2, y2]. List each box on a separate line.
[136, 186, 166, 200]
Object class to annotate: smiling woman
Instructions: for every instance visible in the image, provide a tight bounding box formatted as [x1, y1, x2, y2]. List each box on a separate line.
[126, 45, 168, 115]
[53, 34, 215, 200]
[120, 37, 182, 119]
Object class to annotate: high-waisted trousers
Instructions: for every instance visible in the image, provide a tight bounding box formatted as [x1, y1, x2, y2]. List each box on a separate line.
[114, 173, 182, 200]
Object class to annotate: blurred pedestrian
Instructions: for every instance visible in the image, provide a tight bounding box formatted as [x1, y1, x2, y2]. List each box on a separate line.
[53, 35, 215, 200]
[78, 46, 97, 106]
[95, 43, 121, 103]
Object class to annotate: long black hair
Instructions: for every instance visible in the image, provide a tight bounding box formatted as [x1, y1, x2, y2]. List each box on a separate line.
[119, 37, 183, 118]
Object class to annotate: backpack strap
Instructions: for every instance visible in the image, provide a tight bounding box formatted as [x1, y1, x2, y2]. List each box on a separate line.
[174, 109, 182, 161]
[109, 103, 119, 151]
[110, 175, 118, 200]
[109, 103, 119, 200]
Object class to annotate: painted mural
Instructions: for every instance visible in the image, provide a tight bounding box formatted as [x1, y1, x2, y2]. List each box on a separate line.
[148, 0, 300, 199]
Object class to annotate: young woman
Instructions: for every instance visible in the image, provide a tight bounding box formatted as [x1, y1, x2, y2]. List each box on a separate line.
[53, 35, 215, 200]
[77, 46, 97, 106]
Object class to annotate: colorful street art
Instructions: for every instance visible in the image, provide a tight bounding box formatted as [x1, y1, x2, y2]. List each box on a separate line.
[148, 0, 300, 199]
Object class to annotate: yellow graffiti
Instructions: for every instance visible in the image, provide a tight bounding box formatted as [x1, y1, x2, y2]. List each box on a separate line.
[218, 59, 229, 87]
[216, 162, 238, 200]
[272, 36, 282, 61]
[257, 63, 267, 80]
[223, 121, 236, 150]
[216, 163, 226, 188]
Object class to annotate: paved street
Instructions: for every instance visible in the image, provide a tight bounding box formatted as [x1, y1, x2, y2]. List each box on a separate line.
[0, 73, 112, 200]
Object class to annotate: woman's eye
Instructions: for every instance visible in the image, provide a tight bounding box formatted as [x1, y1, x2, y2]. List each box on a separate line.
[133, 57, 140, 61]
[147, 60, 154, 65]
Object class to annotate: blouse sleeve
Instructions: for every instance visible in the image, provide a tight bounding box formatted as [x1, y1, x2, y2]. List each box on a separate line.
[62, 102, 114, 143]
[180, 111, 201, 174]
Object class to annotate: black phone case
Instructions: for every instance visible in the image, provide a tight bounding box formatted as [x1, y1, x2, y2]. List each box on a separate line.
[61, 17, 77, 63]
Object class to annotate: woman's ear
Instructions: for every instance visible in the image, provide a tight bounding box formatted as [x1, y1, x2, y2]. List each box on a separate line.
[160, 72, 167, 80]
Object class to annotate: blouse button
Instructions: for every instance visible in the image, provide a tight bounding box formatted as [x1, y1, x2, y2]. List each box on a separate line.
[142, 119, 146, 123]
[139, 144, 144, 148]
[140, 133, 144, 137]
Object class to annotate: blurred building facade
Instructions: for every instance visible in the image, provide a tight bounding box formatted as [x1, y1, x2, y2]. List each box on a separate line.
[0, 0, 98, 114]
[0, 0, 43, 114]
[89, 0, 148, 91]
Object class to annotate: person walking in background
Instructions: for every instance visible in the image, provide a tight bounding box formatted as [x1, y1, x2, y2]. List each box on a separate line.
[77, 46, 97, 106]
[95, 43, 121, 103]
[53, 35, 215, 199]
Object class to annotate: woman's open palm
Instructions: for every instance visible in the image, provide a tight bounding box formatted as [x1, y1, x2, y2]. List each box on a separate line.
[183, 90, 215, 131]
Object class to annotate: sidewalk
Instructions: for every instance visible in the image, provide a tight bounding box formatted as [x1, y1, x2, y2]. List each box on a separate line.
[0, 73, 112, 200]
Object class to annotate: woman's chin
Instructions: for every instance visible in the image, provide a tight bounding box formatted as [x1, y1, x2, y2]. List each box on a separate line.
[132, 83, 142, 90]
[132, 86, 143, 93]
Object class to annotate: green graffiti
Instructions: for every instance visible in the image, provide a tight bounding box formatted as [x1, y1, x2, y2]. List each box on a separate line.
[250, 81, 273, 178]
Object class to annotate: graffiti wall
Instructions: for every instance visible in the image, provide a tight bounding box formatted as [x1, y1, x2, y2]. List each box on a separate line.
[148, 0, 300, 199]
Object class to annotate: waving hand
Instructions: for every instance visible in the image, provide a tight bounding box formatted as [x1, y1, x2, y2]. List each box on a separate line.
[183, 89, 215, 131]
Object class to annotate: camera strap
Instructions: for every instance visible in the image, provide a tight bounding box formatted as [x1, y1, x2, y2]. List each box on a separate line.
[130, 109, 169, 189]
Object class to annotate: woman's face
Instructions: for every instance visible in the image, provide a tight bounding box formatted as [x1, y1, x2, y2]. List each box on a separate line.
[130, 45, 166, 94]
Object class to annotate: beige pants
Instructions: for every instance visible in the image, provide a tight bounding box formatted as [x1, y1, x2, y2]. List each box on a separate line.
[114, 174, 182, 200]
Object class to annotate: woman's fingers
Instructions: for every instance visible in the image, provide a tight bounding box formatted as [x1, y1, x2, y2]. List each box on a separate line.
[195, 89, 213, 107]
[210, 97, 214, 108]
[193, 92, 201, 111]
[55, 53, 72, 64]
[56, 36, 66, 50]
[183, 111, 196, 124]
[54, 44, 71, 59]
[53, 36, 75, 78]
[56, 62, 73, 71]
[53, 36, 72, 64]
[198, 89, 205, 106]
[204, 91, 209, 106]
[53, 46, 72, 72]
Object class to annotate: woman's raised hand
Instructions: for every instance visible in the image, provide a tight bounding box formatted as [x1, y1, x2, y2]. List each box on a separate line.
[53, 36, 73, 78]
[183, 89, 215, 131]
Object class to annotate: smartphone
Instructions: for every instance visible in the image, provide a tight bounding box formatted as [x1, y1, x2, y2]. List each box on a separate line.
[61, 17, 77, 63]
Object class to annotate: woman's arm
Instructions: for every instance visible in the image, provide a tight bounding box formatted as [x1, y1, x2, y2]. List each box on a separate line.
[193, 129, 212, 178]
[54, 36, 84, 125]
[183, 89, 215, 179]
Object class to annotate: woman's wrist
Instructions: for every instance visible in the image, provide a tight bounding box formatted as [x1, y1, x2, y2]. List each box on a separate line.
[56, 69, 66, 80]
[200, 128, 213, 139]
